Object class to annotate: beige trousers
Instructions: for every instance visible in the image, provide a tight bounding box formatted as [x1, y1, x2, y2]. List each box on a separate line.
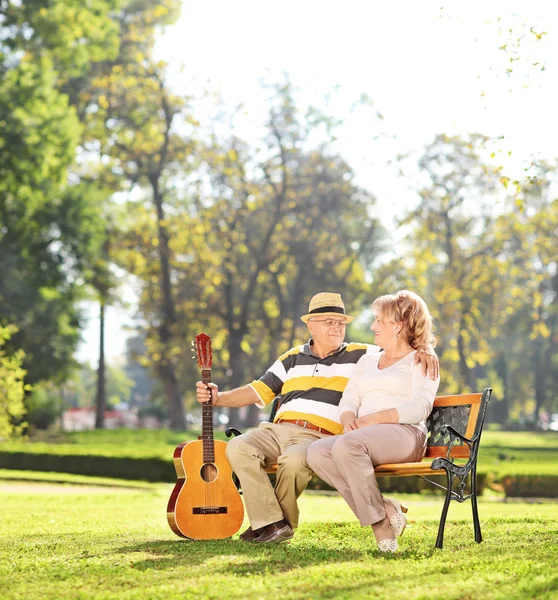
[225, 421, 329, 530]
[307, 424, 426, 526]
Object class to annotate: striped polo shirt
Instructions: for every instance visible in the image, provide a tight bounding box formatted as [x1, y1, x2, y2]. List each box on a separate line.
[248, 341, 380, 435]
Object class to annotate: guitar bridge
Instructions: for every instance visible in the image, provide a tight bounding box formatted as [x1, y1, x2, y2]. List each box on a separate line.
[192, 506, 228, 514]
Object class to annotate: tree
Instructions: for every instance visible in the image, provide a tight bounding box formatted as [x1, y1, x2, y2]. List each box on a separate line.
[136, 81, 385, 427]
[491, 163, 558, 422]
[372, 134, 505, 394]
[53, 0, 187, 429]
[372, 135, 558, 425]
[0, 1, 118, 386]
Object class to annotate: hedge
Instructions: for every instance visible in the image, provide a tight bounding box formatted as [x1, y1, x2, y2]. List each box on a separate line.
[0, 451, 174, 483]
[2, 450, 557, 497]
[500, 474, 558, 498]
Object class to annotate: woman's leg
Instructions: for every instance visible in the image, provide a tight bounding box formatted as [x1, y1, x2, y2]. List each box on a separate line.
[327, 425, 425, 541]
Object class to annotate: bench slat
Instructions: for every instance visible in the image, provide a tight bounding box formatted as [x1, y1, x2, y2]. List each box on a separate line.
[375, 462, 445, 477]
[433, 393, 482, 407]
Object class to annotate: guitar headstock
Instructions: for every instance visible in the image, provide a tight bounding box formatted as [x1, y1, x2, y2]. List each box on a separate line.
[195, 333, 212, 370]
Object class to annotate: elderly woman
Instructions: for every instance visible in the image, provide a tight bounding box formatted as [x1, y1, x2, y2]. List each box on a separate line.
[307, 290, 439, 553]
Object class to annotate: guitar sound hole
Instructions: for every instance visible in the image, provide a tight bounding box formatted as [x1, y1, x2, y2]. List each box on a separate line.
[200, 463, 218, 482]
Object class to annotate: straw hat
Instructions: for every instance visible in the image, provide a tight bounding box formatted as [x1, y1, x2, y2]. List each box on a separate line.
[300, 292, 354, 324]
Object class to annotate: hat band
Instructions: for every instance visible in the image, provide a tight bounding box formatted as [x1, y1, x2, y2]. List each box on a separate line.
[308, 306, 345, 316]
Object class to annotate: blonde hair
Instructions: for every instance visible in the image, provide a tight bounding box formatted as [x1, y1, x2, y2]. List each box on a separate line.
[371, 290, 436, 350]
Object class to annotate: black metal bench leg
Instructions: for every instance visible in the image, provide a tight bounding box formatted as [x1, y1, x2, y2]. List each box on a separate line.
[470, 463, 482, 543]
[436, 470, 453, 549]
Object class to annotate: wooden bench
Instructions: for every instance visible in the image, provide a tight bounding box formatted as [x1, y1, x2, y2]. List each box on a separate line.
[227, 387, 492, 549]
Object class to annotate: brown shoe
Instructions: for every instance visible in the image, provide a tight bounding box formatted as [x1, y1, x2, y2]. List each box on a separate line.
[254, 520, 294, 544]
[239, 526, 265, 542]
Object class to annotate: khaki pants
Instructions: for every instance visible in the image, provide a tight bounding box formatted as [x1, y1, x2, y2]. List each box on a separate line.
[307, 424, 426, 526]
[226, 421, 329, 530]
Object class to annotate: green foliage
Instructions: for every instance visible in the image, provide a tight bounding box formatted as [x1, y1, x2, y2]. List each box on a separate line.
[0, 1, 122, 387]
[0, 326, 28, 439]
[24, 381, 61, 431]
[119, 80, 385, 426]
[0, 0, 121, 79]
[373, 135, 557, 422]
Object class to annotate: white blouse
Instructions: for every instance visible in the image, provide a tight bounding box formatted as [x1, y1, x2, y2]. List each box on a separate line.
[338, 350, 440, 435]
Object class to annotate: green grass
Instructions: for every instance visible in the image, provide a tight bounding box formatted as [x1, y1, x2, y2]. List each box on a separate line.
[478, 431, 558, 478]
[1, 474, 557, 600]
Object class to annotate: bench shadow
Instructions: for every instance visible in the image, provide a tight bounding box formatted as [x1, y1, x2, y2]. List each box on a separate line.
[115, 522, 438, 574]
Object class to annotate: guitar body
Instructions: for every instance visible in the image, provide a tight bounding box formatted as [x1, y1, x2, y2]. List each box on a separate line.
[167, 438, 244, 540]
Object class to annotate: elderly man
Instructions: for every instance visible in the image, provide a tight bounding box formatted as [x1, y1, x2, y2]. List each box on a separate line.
[196, 292, 438, 543]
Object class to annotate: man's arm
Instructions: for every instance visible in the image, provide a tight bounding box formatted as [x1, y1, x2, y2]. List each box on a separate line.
[414, 348, 439, 380]
[195, 381, 259, 408]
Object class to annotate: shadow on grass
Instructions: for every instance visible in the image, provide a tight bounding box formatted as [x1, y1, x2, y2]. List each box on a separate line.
[114, 522, 440, 575]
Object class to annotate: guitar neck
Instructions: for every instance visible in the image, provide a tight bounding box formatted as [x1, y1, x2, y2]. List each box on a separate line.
[201, 368, 215, 463]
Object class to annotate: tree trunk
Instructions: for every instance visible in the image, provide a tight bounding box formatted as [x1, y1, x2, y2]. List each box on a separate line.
[226, 332, 248, 429]
[533, 339, 546, 426]
[152, 183, 185, 431]
[157, 359, 185, 431]
[491, 352, 509, 425]
[95, 300, 106, 429]
[457, 319, 474, 394]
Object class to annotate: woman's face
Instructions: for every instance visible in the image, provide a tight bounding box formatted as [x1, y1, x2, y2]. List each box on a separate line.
[370, 312, 399, 348]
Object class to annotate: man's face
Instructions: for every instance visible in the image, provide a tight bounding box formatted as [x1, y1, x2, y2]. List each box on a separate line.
[308, 317, 347, 349]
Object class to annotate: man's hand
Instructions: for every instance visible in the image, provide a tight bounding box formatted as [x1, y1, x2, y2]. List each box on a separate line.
[415, 349, 439, 380]
[196, 381, 218, 405]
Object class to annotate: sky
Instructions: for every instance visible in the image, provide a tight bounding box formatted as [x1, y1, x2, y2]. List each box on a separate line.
[76, 0, 558, 364]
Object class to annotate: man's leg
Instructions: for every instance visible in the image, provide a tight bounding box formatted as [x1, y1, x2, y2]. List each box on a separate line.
[273, 424, 326, 529]
[226, 425, 285, 530]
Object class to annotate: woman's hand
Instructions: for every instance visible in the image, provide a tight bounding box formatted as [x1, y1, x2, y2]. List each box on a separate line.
[344, 419, 359, 433]
[354, 414, 376, 429]
[195, 381, 218, 405]
[340, 410, 358, 433]
[344, 415, 375, 431]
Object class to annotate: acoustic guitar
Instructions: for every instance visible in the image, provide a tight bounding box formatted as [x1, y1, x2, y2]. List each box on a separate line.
[166, 332, 244, 539]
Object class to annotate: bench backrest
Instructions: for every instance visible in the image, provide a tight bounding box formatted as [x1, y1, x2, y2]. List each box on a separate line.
[268, 388, 492, 460]
[426, 390, 491, 458]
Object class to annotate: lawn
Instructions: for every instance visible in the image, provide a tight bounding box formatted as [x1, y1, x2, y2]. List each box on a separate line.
[1, 472, 557, 600]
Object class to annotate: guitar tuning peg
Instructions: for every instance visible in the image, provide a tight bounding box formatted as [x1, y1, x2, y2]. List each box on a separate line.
[191, 341, 195, 346]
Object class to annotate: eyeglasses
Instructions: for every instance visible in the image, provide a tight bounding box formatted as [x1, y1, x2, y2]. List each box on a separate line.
[310, 319, 347, 328]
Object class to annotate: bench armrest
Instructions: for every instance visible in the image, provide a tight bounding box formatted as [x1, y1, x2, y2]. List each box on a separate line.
[440, 425, 474, 446]
[225, 427, 243, 438]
